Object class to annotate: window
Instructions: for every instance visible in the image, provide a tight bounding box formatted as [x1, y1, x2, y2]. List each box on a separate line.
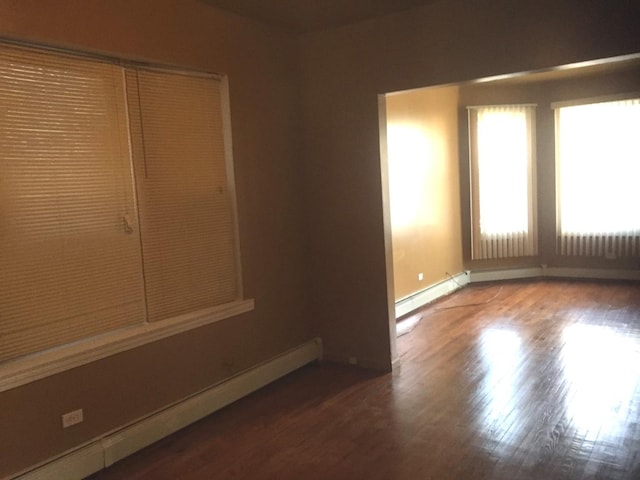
[0, 42, 248, 379]
[126, 69, 239, 322]
[555, 97, 640, 257]
[468, 105, 537, 260]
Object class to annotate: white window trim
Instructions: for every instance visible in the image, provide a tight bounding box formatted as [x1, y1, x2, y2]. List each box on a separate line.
[0, 298, 255, 393]
[220, 75, 245, 300]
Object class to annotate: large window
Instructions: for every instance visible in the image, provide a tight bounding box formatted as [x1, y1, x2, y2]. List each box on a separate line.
[555, 98, 640, 257]
[468, 105, 537, 260]
[0, 42, 246, 374]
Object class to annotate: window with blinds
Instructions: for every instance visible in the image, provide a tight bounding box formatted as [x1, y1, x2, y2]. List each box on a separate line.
[126, 69, 238, 322]
[0, 42, 240, 364]
[554, 97, 640, 257]
[467, 105, 538, 260]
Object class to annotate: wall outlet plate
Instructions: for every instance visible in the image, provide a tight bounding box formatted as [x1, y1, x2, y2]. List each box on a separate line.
[62, 409, 84, 428]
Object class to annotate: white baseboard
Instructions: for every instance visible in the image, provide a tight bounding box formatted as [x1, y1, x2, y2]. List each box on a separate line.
[395, 272, 470, 319]
[468, 267, 542, 283]
[469, 266, 640, 283]
[12, 443, 105, 480]
[13, 338, 322, 480]
[396, 267, 639, 319]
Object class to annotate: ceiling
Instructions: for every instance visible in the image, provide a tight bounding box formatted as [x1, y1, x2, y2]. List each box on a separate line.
[199, 0, 444, 33]
[198, 0, 640, 83]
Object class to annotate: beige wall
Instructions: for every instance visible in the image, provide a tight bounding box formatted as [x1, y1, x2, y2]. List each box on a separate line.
[0, 1, 312, 477]
[385, 87, 464, 301]
[299, 0, 640, 370]
[2, 0, 640, 476]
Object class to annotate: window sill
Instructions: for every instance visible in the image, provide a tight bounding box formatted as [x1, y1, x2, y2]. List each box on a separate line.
[0, 298, 255, 393]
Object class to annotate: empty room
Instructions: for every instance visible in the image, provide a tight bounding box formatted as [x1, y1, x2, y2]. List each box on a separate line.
[1, 1, 640, 479]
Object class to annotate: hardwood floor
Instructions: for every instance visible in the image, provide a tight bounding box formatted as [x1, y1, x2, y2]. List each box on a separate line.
[88, 279, 640, 479]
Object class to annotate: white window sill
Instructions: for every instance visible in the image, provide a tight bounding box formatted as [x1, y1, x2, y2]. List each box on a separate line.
[0, 298, 255, 393]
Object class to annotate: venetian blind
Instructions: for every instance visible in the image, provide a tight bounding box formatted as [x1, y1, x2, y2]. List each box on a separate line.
[0, 44, 146, 361]
[125, 68, 238, 322]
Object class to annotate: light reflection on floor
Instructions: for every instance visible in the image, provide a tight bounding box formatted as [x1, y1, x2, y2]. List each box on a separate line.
[477, 327, 525, 453]
[561, 323, 640, 442]
[475, 315, 640, 459]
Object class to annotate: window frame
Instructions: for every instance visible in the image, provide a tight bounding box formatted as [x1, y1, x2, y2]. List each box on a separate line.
[0, 40, 252, 392]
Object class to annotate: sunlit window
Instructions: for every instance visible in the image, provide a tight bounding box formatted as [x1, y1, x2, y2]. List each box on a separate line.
[555, 98, 640, 257]
[468, 105, 537, 259]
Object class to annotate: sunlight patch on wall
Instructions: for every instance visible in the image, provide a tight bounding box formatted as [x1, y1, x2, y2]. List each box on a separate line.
[386, 123, 437, 231]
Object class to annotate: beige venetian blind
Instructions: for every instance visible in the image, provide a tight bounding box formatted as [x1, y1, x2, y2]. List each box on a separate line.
[0, 44, 146, 362]
[125, 68, 238, 322]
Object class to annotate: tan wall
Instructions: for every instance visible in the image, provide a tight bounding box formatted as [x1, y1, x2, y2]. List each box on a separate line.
[0, 1, 312, 477]
[300, 0, 640, 370]
[459, 63, 640, 271]
[385, 87, 464, 301]
[2, 0, 640, 476]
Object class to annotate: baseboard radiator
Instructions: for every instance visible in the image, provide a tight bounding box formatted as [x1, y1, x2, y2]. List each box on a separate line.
[12, 338, 322, 480]
[469, 266, 640, 283]
[395, 272, 470, 319]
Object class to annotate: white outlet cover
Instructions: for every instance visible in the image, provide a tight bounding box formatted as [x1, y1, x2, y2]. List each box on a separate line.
[62, 408, 84, 428]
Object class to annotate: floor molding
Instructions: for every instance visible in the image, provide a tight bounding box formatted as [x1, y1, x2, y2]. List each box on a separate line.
[469, 266, 640, 283]
[13, 338, 322, 480]
[395, 267, 640, 320]
[395, 272, 470, 319]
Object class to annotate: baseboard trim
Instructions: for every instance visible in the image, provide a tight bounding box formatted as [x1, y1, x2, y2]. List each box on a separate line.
[468, 267, 542, 283]
[395, 268, 639, 318]
[395, 272, 470, 319]
[322, 351, 392, 372]
[13, 337, 322, 480]
[469, 267, 640, 283]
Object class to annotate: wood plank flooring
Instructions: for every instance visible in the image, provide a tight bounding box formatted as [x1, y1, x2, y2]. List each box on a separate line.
[88, 279, 640, 479]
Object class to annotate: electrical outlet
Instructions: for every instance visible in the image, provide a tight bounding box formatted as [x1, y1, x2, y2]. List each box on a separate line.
[62, 409, 83, 428]
[417, 273, 424, 281]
